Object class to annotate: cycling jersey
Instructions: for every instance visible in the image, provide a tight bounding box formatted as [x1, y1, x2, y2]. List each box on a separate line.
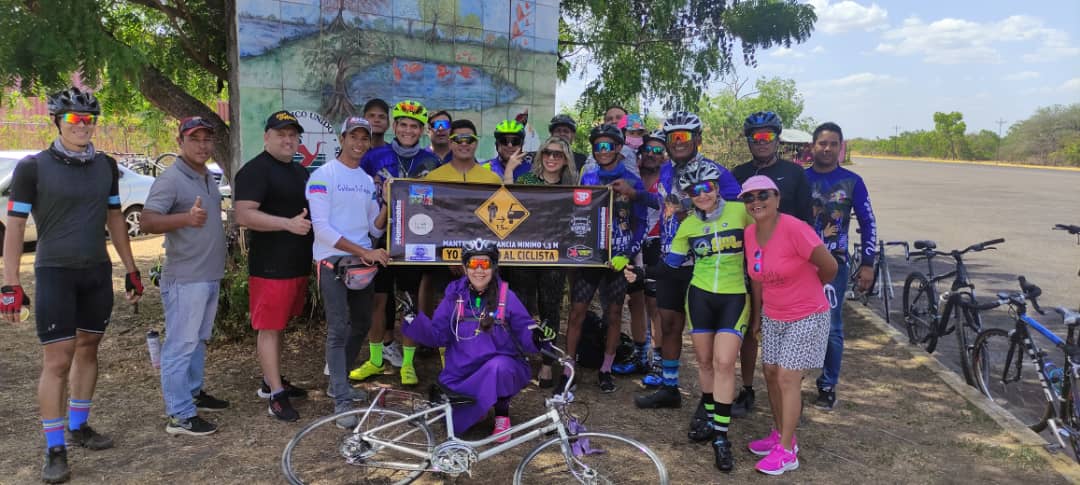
[805, 165, 877, 265]
[361, 143, 443, 203]
[665, 200, 751, 294]
[482, 154, 533, 180]
[579, 162, 647, 258]
[657, 155, 741, 258]
[732, 158, 813, 223]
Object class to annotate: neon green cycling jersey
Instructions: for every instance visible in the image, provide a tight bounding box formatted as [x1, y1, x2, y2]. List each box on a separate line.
[668, 200, 752, 294]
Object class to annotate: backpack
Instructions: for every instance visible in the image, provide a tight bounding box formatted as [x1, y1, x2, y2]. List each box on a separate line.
[575, 311, 635, 368]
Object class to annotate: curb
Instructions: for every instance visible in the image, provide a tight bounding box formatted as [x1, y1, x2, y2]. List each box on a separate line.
[848, 304, 1080, 482]
[853, 155, 1080, 172]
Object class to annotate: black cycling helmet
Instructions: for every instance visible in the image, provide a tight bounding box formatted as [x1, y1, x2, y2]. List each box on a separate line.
[662, 111, 702, 134]
[588, 124, 624, 145]
[743, 111, 783, 137]
[47, 87, 101, 116]
[677, 159, 724, 192]
[549, 114, 577, 133]
[461, 238, 500, 266]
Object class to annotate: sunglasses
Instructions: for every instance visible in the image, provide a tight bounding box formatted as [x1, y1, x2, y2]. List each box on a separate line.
[450, 134, 479, 145]
[749, 132, 777, 144]
[61, 113, 98, 125]
[593, 142, 615, 153]
[668, 131, 693, 143]
[541, 149, 566, 160]
[643, 145, 665, 154]
[739, 190, 773, 203]
[430, 119, 450, 131]
[687, 181, 717, 197]
[497, 137, 523, 146]
[466, 258, 492, 270]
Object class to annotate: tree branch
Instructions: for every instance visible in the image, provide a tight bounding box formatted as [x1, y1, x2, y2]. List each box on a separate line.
[124, 0, 227, 80]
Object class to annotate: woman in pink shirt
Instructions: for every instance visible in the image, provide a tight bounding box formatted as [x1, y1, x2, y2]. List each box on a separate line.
[740, 175, 837, 476]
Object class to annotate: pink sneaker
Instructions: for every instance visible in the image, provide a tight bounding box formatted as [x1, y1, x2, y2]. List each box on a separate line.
[493, 416, 511, 443]
[755, 443, 799, 475]
[748, 430, 798, 456]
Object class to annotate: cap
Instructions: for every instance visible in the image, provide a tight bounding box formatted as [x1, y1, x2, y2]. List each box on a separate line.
[738, 175, 780, 198]
[340, 116, 372, 135]
[265, 110, 304, 133]
[179, 116, 214, 137]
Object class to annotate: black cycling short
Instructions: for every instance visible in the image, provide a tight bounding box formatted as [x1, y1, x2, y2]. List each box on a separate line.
[571, 268, 627, 308]
[630, 238, 662, 297]
[35, 263, 114, 344]
[656, 265, 692, 311]
[685, 287, 749, 337]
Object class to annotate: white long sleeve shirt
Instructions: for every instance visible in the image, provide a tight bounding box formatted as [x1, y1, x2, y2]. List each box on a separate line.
[305, 158, 385, 262]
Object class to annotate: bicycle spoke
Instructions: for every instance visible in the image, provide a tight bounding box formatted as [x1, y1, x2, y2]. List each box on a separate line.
[515, 433, 667, 485]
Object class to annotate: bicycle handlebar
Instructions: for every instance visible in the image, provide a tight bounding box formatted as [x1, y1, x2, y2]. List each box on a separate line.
[963, 238, 1005, 253]
[883, 241, 910, 260]
[1054, 224, 1080, 235]
[979, 276, 1046, 315]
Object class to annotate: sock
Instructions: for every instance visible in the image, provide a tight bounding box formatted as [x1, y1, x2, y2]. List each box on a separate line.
[402, 346, 416, 367]
[634, 341, 647, 363]
[600, 352, 616, 373]
[369, 342, 384, 367]
[714, 402, 732, 440]
[662, 359, 680, 387]
[703, 392, 715, 426]
[42, 418, 66, 449]
[494, 396, 511, 416]
[652, 347, 662, 363]
[67, 399, 91, 431]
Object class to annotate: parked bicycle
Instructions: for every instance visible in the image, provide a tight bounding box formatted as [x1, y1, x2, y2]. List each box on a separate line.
[281, 344, 669, 484]
[848, 238, 909, 323]
[970, 276, 1080, 461]
[902, 237, 1004, 385]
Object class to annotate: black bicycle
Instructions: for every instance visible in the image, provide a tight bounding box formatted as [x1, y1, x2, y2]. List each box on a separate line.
[970, 277, 1080, 460]
[848, 239, 909, 323]
[902, 238, 1004, 385]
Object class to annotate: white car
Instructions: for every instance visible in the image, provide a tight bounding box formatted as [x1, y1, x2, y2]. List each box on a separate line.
[0, 150, 156, 253]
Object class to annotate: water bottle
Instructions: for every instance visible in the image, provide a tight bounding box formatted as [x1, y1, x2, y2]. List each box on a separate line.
[146, 330, 162, 369]
[1044, 360, 1064, 396]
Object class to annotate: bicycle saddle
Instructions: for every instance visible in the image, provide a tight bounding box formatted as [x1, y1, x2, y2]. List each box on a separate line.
[1055, 307, 1080, 326]
[430, 382, 477, 406]
[913, 240, 937, 250]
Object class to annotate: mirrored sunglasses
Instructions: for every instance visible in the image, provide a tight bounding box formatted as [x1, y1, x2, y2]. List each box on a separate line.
[668, 130, 692, 143]
[593, 141, 615, 153]
[749, 131, 777, 144]
[687, 181, 717, 197]
[430, 119, 451, 131]
[466, 258, 492, 270]
[62, 113, 98, 125]
[450, 134, 479, 145]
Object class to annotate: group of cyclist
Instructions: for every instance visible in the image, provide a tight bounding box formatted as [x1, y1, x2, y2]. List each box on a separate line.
[0, 85, 880, 482]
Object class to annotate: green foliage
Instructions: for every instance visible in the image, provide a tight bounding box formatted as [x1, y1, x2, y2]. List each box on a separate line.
[698, 76, 809, 166]
[559, 0, 816, 112]
[1000, 104, 1080, 166]
[214, 245, 252, 342]
[932, 111, 967, 159]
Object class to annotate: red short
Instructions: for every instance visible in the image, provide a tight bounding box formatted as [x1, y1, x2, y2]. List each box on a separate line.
[249, 276, 308, 331]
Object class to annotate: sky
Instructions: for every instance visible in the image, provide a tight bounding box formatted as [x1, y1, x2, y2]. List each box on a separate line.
[555, 0, 1080, 139]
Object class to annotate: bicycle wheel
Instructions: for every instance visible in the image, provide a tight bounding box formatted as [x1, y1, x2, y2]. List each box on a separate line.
[971, 328, 1052, 432]
[902, 272, 938, 352]
[513, 432, 668, 485]
[878, 261, 891, 323]
[955, 303, 983, 386]
[282, 407, 435, 485]
[1061, 373, 1080, 463]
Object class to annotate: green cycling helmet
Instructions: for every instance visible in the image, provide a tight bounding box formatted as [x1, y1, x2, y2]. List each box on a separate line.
[494, 119, 525, 137]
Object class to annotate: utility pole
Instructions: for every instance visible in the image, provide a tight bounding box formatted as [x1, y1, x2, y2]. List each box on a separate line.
[995, 118, 1007, 161]
[893, 125, 901, 154]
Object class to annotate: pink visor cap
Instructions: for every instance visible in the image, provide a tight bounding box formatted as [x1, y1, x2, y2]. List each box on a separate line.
[738, 175, 779, 198]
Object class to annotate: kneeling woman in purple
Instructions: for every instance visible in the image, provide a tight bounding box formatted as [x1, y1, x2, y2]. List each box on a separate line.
[403, 238, 537, 442]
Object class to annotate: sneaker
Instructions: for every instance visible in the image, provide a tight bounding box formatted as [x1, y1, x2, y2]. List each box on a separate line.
[327, 385, 367, 402]
[194, 390, 229, 412]
[257, 376, 309, 399]
[814, 388, 837, 411]
[165, 415, 218, 436]
[712, 437, 734, 472]
[268, 392, 300, 422]
[67, 424, 113, 450]
[349, 360, 387, 381]
[642, 361, 663, 388]
[334, 406, 359, 430]
[755, 443, 799, 476]
[732, 387, 755, 418]
[41, 446, 70, 484]
[383, 341, 404, 367]
[748, 430, 798, 456]
[634, 385, 681, 409]
[323, 362, 330, 376]
[400, 364, 419, 386]
[493, 416, 512, 443]
[598, 371, 617, 393]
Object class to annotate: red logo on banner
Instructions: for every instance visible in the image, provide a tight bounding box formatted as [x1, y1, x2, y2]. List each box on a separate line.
[573, 190, 592, 206]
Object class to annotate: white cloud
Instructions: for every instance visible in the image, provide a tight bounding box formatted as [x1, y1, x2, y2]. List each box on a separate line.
[1063, 78, 1080, 92]
[808, 72, 902, 88]
[1002, 71, 1040, 81]
[876, 15, 1080, 64]
[811, 45, 827, 54]
[808, 1, 888, 34]
[769, 47, 805, 58]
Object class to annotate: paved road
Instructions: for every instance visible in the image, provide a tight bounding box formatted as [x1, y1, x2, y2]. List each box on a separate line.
[848, 156, 1080, 434]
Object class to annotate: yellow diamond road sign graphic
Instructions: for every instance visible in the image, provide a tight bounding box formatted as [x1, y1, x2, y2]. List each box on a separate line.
[475, 186, 530, 239]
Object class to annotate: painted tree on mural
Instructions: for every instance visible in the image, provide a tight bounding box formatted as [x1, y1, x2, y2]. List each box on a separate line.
[560, 0, 817, 113]
[313, 0, 393, 121]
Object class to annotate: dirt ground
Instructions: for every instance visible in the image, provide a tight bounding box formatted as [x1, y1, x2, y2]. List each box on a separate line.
[0, 236, 1068, 484]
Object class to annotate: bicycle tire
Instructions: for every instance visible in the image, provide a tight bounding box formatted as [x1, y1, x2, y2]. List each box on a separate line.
[282, 407, 435, 485]
[902, 272, 938, 351]
[955, 303, 983, 386]
[512, 432, 669, 485]
[1062, 373, 1080, 463]
[879, 260, 891, 323]
[971, 328, 1051, 432]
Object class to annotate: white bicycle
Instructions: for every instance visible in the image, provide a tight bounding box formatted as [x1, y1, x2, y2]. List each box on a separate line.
[281, 345, 669, 484]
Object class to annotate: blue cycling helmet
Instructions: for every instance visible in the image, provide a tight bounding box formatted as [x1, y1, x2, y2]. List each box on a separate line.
[743, 111, 783, 137]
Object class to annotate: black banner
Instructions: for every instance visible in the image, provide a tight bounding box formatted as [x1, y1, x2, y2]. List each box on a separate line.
[387, 180, 612, 267]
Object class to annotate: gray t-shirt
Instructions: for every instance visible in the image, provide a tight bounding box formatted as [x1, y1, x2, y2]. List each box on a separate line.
[144, 158, 225, 283]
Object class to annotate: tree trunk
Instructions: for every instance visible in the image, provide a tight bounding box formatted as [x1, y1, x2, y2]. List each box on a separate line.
[137, 65, 233, 179]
